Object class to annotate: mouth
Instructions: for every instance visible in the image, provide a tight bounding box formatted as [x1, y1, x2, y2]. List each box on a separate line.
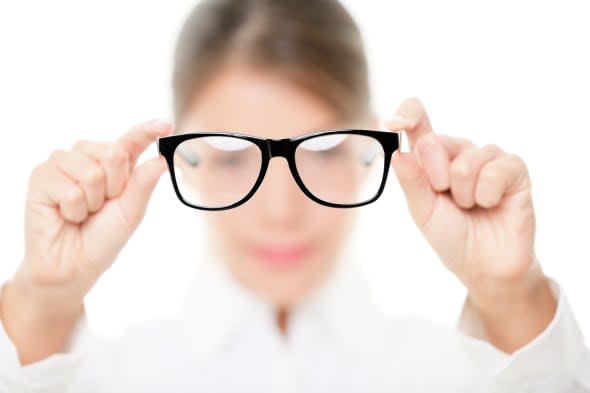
[252, 243, 313, 269]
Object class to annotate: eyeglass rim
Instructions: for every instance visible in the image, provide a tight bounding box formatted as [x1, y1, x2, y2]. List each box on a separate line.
[157, 128, 401, 211]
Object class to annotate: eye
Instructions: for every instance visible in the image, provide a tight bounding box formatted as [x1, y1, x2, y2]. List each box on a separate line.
[316, 145, 342, 157]
[360, 144, 380, 166]
[177, 146, 200, 167]
[215, 152, 244, 167]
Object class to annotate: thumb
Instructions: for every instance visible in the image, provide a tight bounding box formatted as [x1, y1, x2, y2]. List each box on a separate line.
[391, 149, 437, 229]
[117, 155, 167, 229]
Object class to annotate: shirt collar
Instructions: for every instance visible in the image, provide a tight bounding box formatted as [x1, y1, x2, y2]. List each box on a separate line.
[181, 246, 382, 357]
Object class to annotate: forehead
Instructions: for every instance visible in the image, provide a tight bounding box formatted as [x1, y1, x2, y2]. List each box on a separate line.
[179, 63, 348, 139]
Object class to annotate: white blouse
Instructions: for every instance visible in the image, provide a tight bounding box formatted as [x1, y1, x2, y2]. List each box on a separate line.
[1, 251, 589, 393]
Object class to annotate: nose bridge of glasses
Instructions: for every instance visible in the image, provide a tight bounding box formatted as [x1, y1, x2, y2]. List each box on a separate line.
[266, 138, 293, 160]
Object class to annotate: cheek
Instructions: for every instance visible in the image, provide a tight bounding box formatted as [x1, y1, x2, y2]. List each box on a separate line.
[206, 204, 356, 247]
[314, 209, 356, 244]
[205, 210, 247, 245]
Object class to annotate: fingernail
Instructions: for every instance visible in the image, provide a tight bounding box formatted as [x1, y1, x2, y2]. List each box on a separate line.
[153, 119, 173, 133]
[153, 118, 169, 126]
[389, 114, 414, 123]
[385, 114, 415, 129]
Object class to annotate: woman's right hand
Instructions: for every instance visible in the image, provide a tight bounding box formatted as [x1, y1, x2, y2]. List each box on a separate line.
[0, 119, 173, 364]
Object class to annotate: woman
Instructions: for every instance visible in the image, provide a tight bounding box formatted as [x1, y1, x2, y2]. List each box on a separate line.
[0, 0, 588, 391]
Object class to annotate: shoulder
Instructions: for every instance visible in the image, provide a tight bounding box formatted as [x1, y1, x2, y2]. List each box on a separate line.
[73, 317, 197, 391]
[384, 313, 473, 357]
[380, 314, 482, 386]
[114, 317, 194, 364]
[79, 317, 191, 367]
[387, 314, 459, 344]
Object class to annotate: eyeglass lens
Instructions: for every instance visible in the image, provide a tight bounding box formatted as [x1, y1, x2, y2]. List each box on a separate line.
[172, 133, 385, 208]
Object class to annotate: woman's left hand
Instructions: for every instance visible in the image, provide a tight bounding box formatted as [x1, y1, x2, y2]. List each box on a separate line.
[386, 97, 553, 319]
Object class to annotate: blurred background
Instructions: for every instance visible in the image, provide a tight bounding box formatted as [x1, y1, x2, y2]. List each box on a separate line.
[0, 0, 588, 339]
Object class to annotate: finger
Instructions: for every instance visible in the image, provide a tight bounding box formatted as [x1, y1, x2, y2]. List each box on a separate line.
[434, 134, 476, 160]
[390, 149, 437, 229]
[116, 156, 168, 231]
[117, 119, 175, 168]
[384, 97, 434, 151]
[414, 134, 451, 191]
[72, 141, 129, 199]
[29, 163, 89, 223]
[475, 153, 531, 208]
[414, 134, 476, 192]
[50, 149, 106, 213]
[449, 144, 504, 209]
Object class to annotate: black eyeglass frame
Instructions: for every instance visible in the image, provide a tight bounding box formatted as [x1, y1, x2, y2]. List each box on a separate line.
[157, 129, 401, 211]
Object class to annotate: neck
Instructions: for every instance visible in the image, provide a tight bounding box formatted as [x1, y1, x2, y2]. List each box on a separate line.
[276, 308, 290, 336]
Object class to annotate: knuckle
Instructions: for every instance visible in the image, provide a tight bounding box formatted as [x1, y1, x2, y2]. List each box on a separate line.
[509, 153, 531, 179]
[63, 186, 84, 204]
[30, 162, 46, 178]
[49, 148, 66, 162]
[416, 133, 436, 151]
[451, 154, 475, 178]
[458, 138, 476, 149]
[72, 139, 91, 151]
[83, 165, 105, 186]
[65, 209, 88, 224]
[28, 162, 51, 186]
[483, 143, 503, 155]
[420, 133, 437, 144]
[480, 167, 499, 183]
[509, 153, 526, 167]
[106, 144, 128, 166]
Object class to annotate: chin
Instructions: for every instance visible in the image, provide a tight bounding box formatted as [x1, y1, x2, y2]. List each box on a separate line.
[256, 268, 331, 309]
[264, 286, 308, 309]
[226, 243, 340, 309]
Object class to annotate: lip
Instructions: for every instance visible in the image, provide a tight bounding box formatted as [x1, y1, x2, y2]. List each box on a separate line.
[253, 243, 313, 269]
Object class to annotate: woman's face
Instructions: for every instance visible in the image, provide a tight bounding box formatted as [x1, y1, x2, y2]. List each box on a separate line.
[178, 62, 375, 308]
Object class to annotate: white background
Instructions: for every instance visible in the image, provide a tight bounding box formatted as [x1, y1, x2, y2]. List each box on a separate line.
[0, 0, 588, 339]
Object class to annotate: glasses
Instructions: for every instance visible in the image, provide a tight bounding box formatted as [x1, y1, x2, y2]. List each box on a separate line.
[157, 129, 401, 211]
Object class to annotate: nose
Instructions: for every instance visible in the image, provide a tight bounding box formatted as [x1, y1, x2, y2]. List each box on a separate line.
[251, 157, 305, 224]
